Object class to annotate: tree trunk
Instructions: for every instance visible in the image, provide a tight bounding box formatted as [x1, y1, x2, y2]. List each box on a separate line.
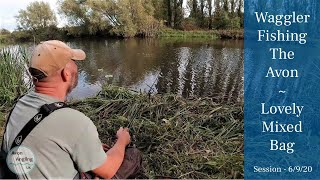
[237, 0, 243, 16]
[223, 0, 228, 12]
[200, 0, 205, 18]
[215, 0, 220, 13]
[208, 0, 213, 29]
[173, 0, 177, 28]
[167, 0, 173, 27]
[230, 0, 235, 15]
[191, 0, 198, 18]
[173, 0, 183, 28]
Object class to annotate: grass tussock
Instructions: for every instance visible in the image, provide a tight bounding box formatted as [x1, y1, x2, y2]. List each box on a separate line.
[0, 47, 30, 128]
[70, 85, 244, 179]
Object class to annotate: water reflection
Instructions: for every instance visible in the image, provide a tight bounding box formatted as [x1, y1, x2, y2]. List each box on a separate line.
[65, 38, 243, 103]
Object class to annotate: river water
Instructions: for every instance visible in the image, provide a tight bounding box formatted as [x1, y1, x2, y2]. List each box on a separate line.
[23, 38, 244, 103]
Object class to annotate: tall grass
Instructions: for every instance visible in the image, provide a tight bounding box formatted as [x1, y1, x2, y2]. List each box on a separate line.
[70, 85, 244, 179]
[0, 47, 30, 127]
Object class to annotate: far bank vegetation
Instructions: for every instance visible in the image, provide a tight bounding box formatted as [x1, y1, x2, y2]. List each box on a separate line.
[3, 0, 244, 42]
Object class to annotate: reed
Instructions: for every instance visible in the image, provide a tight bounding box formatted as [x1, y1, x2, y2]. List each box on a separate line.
[0, 47, 30, 127]
[70, 85, 244, 179]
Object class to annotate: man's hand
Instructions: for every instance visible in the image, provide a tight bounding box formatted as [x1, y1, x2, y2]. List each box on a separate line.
[93, 127, 131, 179]
[116, 127, 131, 146]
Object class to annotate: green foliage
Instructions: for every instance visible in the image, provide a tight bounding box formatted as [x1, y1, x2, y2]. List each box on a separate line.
[213, 11, 241, 30]
[16, 1, 57, 31]
[9, 0, 244, 40]
[10, 30, 33, 42]
[151, 0, 167, 21]
[110, 0, 161, 37]
[228, 16, 241, 29]
[186, 0, 243, 30]
[159, 28, 218, 39]
[213, 11, 230, 29]
[0, 35, 11, 44]
[162, 0, 184, 28]
[58, 0, 161, 38]
[159, 28, 243, 39]
[58, 0, 111, 35]
[10, 26, 66, 43]
[13, 1, 61, 42]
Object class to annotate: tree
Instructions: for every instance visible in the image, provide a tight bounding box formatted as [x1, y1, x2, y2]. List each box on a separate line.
[187, 0, 208, 28]
[173, 0, 184, 28]
[230, 0, 236, 16]
[208, 0, 213, 29]
[58, 0, 111, 35]
[151, 0, 166, 21]
[59, 0, 160, 37]
[110, 0, 161, 37]
[162, 0, 183, 28]
[16, 1, 57, 31]
[215, 0, 221, 12]
[163, 0, 173, 27]
[189, 0, 199, 18]
[223, 0, 229, 12]
[237, 0, 243, 16]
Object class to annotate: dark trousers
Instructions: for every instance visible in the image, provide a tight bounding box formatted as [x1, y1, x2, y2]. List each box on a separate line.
[77, 148, 142, 179]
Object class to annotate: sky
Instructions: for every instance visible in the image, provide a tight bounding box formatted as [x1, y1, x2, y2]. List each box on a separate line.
[0, 0, 60, 31]
[0, 0, 189, 32]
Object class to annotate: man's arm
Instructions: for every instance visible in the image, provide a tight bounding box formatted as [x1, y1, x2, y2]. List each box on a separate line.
[93, 127, 131, 179]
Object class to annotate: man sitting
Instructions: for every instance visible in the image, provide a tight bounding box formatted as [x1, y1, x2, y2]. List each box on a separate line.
[1, 40, 140, 179]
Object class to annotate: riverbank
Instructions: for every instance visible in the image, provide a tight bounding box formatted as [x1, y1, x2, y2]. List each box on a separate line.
[159, 29, 244, 39]
[0, 28, 244, 44]
[70, 85, 244, 178]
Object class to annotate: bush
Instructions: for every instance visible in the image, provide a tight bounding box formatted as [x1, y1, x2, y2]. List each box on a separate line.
[0, 35, 11, 44]
[180, 18, 200, 31]
[213, 11, 242, 30]
[38, 25, 65, 40]
[11, 26, 66, 43]
[0, 29, 11, 36]
[10, 30, 33, 42]
[228, 17, 241, 29]
[213, 11, 229, 30]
